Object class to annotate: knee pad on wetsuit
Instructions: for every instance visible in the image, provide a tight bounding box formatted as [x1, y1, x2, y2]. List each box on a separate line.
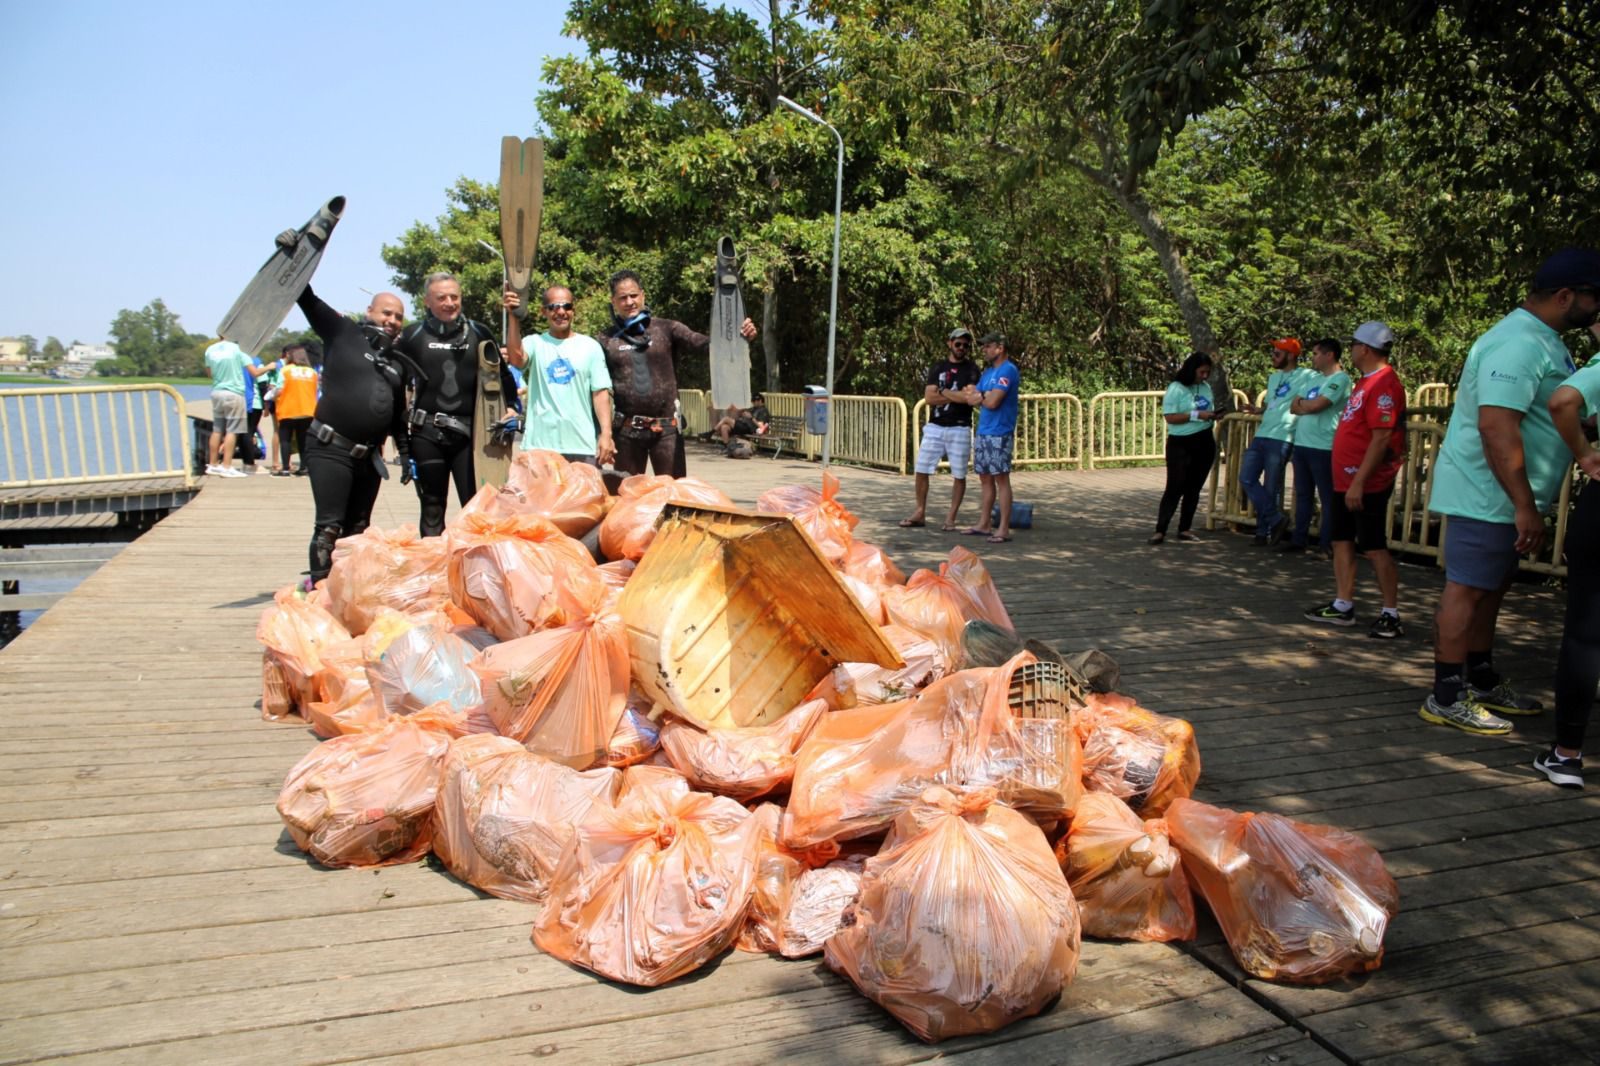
[310, 523, 343, 581]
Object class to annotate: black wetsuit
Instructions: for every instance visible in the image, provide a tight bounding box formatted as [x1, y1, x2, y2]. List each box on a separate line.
[393, 316, 505, 536]
[296, 286, 410, 581]
[596, 313, 709, 476]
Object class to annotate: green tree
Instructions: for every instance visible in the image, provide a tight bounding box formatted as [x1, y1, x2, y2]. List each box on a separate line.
[107, 300, 204, 376]
[15, 335, 38, 360]
[40, 337, 66, 363]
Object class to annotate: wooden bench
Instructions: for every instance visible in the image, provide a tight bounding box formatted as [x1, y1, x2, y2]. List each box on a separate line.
[758, 414, 806, 459]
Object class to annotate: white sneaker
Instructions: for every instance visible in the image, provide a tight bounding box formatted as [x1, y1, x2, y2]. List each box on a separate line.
[205, 464, 224, 475]
[217, 466, 247, 478]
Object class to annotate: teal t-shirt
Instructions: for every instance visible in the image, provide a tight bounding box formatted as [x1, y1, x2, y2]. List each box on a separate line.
[1429, 308, 1580, 521]
[1255, 367, 1308, 442]
[1558, 360, 1600, 419]
[205, 340, 250, 397]
[519, 331, 613, 455]
[1291, 368, 1351, 451]
[1163, 381, 1214, 437]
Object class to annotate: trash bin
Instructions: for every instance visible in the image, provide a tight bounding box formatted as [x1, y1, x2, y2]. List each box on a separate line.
[803, 386, 830, 436]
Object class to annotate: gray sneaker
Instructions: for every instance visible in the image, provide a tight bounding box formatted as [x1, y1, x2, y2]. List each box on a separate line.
[1469, 681, 1544, 717]
[1418, 693, 1512, 736]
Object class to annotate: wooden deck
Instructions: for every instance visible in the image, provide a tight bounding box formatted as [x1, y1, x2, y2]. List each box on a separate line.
[1, 447, 1593, 1064]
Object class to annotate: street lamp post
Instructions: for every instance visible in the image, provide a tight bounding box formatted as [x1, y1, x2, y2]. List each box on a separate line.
[776, 94, 842, 470]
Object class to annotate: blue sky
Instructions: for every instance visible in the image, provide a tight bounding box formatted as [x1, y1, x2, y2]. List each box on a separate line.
[1, 0, 583, 346]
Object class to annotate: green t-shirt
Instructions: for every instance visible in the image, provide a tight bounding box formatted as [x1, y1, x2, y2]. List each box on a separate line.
[1255, 367, 1309, 442]
[1558, 360, 1600, 419]
[1429, 308, 1580, 521]
[1163, 381, 1214, 437]
[519, 331, 613, 456]
[1291, 368, 1351, 451]
[205, 340, 250, 397]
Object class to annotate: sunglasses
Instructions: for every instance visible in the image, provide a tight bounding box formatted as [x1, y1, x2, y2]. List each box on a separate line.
[950, 339, 971, 348]
[544, 301, 574, 311]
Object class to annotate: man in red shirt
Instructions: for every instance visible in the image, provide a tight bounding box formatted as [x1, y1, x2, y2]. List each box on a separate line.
[1304, 321, 1408, 638]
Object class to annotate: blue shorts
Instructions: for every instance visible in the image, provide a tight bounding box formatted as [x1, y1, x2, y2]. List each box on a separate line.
[974, 433, 1014, 475]
[1442, 515, 1520, 590]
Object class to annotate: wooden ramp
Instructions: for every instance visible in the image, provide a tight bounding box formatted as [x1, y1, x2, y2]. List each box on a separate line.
[0, 450, 1591, 1064]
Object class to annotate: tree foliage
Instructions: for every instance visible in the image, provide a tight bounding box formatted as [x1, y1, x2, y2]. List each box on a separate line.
[105, 300, 209, 377]
[383, 0, 1600, 407]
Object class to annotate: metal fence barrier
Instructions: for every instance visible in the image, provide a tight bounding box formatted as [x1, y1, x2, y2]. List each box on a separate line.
[1412, 382, 1454, 408]
[912, 393, 1085, 471]
[756, 392, 908, 472]
[1206, 412, 1572, 579]
[0, 384, 195, 489]
[677, 389, 713, 437]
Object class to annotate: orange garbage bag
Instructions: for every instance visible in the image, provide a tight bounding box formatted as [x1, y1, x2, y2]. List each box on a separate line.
[839, 538, 906, 588]
[457, 450, 607, 537]
[812, 625, 949, 709]
[735, 804, 800, 953]
[471, 609, 629, 768]
[597, 475, 734, 561]
[824, 787, 1082, 1042]
[659, 699, 827, 801]
[839, 573, 886, 625]
[362, 609, 482, 720]
[1075, 693, 1200, 816]
[445, 511, 604, 640]
[604, 690, 662, 766]
[755, 472, 858, 562]
[275, 713, 454, 868]
[433, 735, 623, 902]
[780, 856, 866, 958]
[882, 547, 1011, 664]
[1058, 792, 1196, 942]
[257, 587, 352, 719]
[305, 685, 387, 739]
[785, 658, 1078, 848]
[1166, 798, 1399, 984]
[532, 767, 766, 986]
[324, 524, 451, 635]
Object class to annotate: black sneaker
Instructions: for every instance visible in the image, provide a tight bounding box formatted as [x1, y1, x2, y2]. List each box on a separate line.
[1469, 681, 1544, 717]
[1368, 614, 1404, 639]
[1304, 601, 1355, 626]
[1269, 517, 1290, 545]
[1534, 749, 1584, 789]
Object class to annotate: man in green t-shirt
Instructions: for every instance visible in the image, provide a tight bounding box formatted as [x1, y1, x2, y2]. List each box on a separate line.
[1421, 248, 1600, 737]
[1283, 338, 1351, 554]
[1238, 338, 1307, 545]
[511, 285, 616, 467]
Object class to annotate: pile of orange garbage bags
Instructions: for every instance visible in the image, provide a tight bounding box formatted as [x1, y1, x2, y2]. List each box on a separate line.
[256, 451, 1399, 1045]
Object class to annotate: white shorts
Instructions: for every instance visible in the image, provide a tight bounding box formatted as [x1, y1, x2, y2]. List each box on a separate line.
[915, 423, 972, 478]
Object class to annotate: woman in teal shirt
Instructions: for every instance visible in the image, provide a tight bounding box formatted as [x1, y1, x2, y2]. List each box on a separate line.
[1151, 352, 1218, 544]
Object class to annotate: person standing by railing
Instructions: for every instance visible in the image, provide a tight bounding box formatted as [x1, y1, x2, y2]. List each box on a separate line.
[1237, 338, 1308, 545]
[1149, 352, 1217, 545]
[1540, 341, 1600, 787]
[1283, 339, 1351, 556]
[1421, 248, 1600, 737]
[204, 339, 281, 478]
[960, 332, 1021, 543]
[1303, 322, 1407, 638]
[273, 342, 319, 476]
[901, 327, 980, 530]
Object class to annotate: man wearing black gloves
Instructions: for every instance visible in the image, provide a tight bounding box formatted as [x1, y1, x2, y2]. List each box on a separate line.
[597, 269, 756, 476]
[392, 272, 522, 534]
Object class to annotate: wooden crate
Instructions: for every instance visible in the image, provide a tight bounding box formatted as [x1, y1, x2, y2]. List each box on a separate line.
[618, 503, 903, 730]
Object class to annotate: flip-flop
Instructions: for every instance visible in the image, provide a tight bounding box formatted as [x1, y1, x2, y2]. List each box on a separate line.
[940, 523, 960, 532]
[986, 534, 1012, 543]
[897, 518, 927, 528]
[1177, 531, 1201, 542]
[960, 528, 990, 536]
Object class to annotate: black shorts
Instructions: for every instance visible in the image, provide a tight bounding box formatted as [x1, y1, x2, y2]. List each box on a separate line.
[732, 416, 758, 436]
[1328, 486, 1393, 553]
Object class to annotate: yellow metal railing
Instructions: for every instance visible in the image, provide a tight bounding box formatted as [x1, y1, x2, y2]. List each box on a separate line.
[0, 384, 195, 490]
[1206, 413, 1573, 578]
[912, 393, 1085, 470]
[677, 389, 713, 437]
[759, 392, 907, 472]
[1412, 382, 1454, 408]
[1086, 391, 1165, 468]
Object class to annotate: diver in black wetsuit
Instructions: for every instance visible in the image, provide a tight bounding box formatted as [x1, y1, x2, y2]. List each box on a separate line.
[391, 272, 523, 536]
[291, 284, 413, 585]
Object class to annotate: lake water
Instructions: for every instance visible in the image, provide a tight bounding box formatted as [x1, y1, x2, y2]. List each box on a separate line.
[1, 382, 216, 642]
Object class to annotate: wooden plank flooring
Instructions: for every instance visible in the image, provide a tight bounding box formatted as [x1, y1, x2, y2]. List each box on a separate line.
[0, 444, 1592, 1064]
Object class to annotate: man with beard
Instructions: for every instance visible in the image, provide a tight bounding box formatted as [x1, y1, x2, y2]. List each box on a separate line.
[597, 269, 756, 477]
[1420, 248, 1600, 736]
[393, 272, 522, 534]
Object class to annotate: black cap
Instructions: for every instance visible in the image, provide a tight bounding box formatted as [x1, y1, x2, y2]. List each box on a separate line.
[978, 331, 1006, 347]
[1533, 247, 1600, 291]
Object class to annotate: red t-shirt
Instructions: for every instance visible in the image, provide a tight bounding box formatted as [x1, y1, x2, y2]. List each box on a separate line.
[1332, 364, 1407, 492]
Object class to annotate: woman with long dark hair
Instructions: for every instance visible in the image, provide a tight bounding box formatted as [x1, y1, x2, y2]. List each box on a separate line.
[1150, 351, 1218, 544]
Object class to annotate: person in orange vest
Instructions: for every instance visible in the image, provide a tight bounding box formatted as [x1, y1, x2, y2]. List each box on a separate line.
[273, 342, 321, 476]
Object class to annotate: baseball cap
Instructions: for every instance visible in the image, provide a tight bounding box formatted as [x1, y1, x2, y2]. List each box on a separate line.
[978, 331, 1006, 347]
[1349, 321, 1395, 350]
[948, 327, 974, 341]
[1532, 247, 1600, 291]
[1270, 338, 1301, 355]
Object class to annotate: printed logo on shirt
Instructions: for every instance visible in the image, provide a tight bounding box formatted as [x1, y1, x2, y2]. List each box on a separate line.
[545, 356, 576, 386]
[1489, 369, 1519, 384]
[1343, 465, 1359, 475]
[1377, 393, 1394, 409]
[1342, 392, 1364, 420]
[1275, 381, 1291, 398]
[998, 376, 1012, 387]
[1193, 395, 1212, 410]
[1307, 386, 1322, 400]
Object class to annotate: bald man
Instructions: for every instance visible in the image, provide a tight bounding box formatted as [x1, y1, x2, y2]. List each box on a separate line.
[291, 283, 414, 587]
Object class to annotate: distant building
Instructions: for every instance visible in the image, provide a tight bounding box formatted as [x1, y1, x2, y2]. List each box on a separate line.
[66, 343, 116, 365]
[0, 338, 25, 369]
